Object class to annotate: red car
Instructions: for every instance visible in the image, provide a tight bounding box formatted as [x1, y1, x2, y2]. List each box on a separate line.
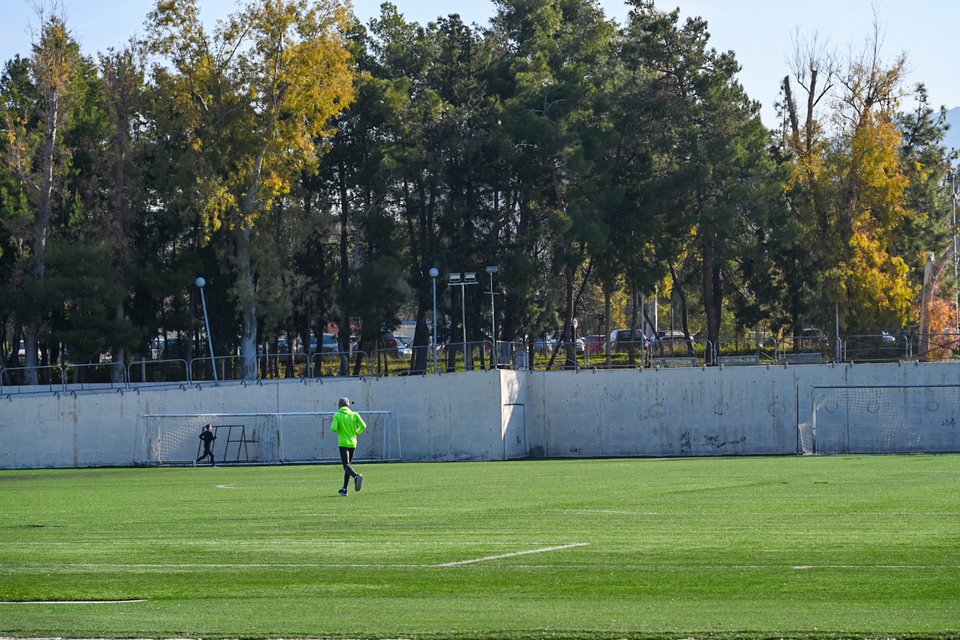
[583, 334, 606, 354]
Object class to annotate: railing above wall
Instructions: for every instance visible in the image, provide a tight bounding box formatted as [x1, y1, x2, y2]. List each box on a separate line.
[3, 332, 959, 396]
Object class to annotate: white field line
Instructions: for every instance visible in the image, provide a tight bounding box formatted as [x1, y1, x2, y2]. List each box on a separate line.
[791, 564, 933, 570]
[1, 561, 956, 572]
[0, 599, 146, 604]
[434, 542, 590, 567]
[0, 563, 427, 570]
[1, 540, 568, 547]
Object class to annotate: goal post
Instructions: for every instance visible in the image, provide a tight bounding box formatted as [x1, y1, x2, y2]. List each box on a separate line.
[804, 384, 960, 455]
[134, 411, 400, 466]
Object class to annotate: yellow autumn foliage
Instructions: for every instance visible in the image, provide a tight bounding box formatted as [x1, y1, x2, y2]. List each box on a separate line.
[847, 113, 910, 235]
[831, 220, 917, 330]
[808, 107, 922, 332]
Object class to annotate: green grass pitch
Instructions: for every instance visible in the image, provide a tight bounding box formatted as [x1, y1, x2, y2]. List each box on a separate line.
[1, 455, 959, 639]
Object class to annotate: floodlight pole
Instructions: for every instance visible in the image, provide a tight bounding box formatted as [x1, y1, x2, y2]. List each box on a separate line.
[429, 267, 439, 375]
[195, 276, 218, 383]
[485, 266, 498, 366]
[448, 272, 477, 359]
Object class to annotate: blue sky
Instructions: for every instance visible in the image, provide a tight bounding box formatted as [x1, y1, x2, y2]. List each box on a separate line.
[2, 0, 957, 127]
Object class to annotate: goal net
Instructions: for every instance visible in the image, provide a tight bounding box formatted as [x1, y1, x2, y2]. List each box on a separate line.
[134, 411, 400, 466]
[802, 384, 960, 455]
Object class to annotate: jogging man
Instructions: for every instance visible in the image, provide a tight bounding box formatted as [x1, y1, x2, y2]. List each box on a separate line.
[331, 397, 366, 496]
[196, 424, 216, 466]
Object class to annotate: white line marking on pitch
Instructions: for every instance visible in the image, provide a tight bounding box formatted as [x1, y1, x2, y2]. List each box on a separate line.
[792, 564, 928, 570]
[435, 543, 590, 567]
[0, 599, 146, 604]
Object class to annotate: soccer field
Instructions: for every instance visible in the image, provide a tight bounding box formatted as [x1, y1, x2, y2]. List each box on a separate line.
[1, 456, 958, 639]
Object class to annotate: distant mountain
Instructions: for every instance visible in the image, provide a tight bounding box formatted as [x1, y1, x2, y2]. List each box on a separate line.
[944, 107, 960, 154]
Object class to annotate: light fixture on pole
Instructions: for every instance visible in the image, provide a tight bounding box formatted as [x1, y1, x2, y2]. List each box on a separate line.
[448, 271, 477, 357]
[195, 276, 218, 383]
[429, 267, 439, 374]
[485, 266, 498, 366]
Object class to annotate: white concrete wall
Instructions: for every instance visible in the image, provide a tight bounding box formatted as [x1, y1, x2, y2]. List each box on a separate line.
[351, 371, 506, 462]
[2, 361, 960, 468]
[795, 361, 960, 453]
[0, 371, 506, 468]
[500, 370, 526, 459]
[523, 365, 798, 457]
[521, 361, 960, 457]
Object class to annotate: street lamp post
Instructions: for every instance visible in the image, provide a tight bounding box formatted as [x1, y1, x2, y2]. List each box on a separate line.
[485, 266, 498, 367]
[429, 267, 439, 374]
[195, 276, 218, 383]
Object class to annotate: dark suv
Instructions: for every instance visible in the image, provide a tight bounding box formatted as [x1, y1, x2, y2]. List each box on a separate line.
[611, 329, 647, 351]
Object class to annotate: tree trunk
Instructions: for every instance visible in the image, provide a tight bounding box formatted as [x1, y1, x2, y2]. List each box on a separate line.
[109, 72, 132, 382]
[547, 258, 579, 371]
[702, 240, 722, 363]
[111, 303, 126, 383]
[337, 162, 352, 376]
[919, 250, 953, 361]
[24, 83, 60, 386]
[604, 284, 612, 366]
[668, 264, 691, 349]
[413, 312, 429, 374]
[235, 225, 258, 381]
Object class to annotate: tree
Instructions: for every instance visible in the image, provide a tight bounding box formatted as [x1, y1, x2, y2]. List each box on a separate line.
[144, 0, 355, 379]
[490, 0, 618, 368]
[0, 56, 37, 371]
[778, 25, 947, 339]
[610, 2, 691, 360]
[96, 45, 148, 372]
[622, 4, 781, 356]
[0, 13, 84, 383]
[896, 86, 957, 354]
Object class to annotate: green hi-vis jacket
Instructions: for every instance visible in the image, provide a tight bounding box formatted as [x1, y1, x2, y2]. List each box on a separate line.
[331, 406, 367, 448]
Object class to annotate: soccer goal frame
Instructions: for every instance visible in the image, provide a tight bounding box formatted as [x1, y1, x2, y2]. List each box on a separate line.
[802, 384, 960, 455]
[134, 411, 401, 466]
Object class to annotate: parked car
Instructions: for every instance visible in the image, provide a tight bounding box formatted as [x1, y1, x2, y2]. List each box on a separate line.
[583, 335, 606, 354]
[321, 333, 339, 352]
[610, 328, 647, 351]
[292, 332, 342, 354]
[653, 330, 696, 342]
[651, 330, 696, 355]
[573, 337, 586, 354]
[796, 327, 826, 349]
[558, 337, 585, 354]
[158, 337, 197, 360]
[534, 335, 584, 355]
[534, 335, 557, 355]
[379, 332, 401, 357]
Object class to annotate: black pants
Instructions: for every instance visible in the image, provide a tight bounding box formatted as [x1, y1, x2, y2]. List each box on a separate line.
[339, 446, 358, 488]
[198, 445, 214, 464]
